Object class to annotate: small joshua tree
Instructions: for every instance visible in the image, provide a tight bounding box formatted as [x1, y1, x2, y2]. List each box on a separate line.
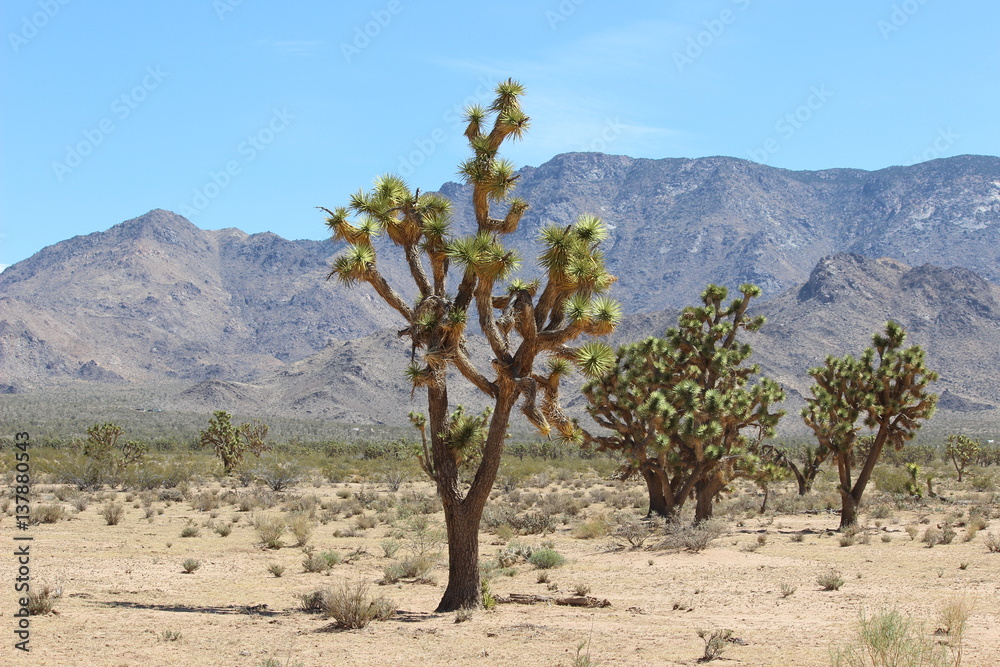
[803, 321, 937, 529]
[80, 423, 148, 486]
[321, 79, 619, 611]
[198, 410, 270, 475]
[945, 434, 981, 483]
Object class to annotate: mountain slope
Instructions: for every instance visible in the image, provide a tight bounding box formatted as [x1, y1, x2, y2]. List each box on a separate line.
[0, 209, 397, 385]
[3, 153, 999, 388]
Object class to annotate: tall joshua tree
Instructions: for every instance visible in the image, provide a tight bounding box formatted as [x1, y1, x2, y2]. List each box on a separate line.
[583, 284, 784, 524]
[321, 79, 619, 611]
[803, 321, 937, 529]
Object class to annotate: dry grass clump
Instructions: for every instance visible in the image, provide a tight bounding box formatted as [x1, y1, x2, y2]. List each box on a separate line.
[254, 514, 286, 549]
[323, 581, 396, 629]
[100, 502, 125, 526]
[831, 607, 947, 667]
[817, 569, 845, 591]
[27, 584, 61, 615]
[34, 503, 67, 523]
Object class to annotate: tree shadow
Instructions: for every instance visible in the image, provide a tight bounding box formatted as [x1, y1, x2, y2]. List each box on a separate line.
[92, 600, 283, 617]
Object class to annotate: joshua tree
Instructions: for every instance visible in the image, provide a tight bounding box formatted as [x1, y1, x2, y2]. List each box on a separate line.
[583, 284, 784, 523]
[198, 410, 270, 475]
[81, 422, 148, 485]
[321, 79, 618, 611]
[802, 321, 937, 529]
[945, 434, 981, 483]
[757, 442, 829, 496]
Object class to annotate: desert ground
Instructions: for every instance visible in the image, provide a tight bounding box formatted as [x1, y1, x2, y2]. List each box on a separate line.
[3, 454, 999, 667]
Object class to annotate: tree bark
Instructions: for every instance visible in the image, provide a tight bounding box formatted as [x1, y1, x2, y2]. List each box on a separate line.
[640, 463, 669, 518]
[838, 488, 858, 530]
[436, 501, 483, 612]
[693, 476, 723, 524]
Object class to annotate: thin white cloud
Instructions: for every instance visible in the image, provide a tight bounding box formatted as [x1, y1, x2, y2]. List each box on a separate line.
[434, 20, 686, 158]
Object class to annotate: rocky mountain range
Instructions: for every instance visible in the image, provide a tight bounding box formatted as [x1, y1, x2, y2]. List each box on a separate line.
[1, 152, 999, 432]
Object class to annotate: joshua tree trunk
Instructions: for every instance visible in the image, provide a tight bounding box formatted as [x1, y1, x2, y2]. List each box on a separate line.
[436, 501, 484, 612]
[694, 475, 724, 524]
[640, 463, 669, 518]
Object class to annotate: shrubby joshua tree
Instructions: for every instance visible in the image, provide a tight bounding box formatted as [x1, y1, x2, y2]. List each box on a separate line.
[757, 442, 829, 496]
[198, 410, 270, 474]
[65, 422, 149, 488]
[321, 79, 618, 611]
[582, 284, 784, 523]
[945, 434, 980, 483]
[802, 321, 937, 529]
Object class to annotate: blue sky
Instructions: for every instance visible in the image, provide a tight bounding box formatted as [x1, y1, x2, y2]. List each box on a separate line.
[2, 0, 998, 268]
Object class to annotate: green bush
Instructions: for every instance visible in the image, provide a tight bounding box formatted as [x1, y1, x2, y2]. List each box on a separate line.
[528, 548, 566, 569]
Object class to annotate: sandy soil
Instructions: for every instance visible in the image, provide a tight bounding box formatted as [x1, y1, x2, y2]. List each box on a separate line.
[3, 480, 999, 667]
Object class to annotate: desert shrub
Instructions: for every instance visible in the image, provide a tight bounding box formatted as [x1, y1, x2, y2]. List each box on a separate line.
[101, 502, 125, 526]
[381, 553, 435, 584]
[656, 519, 725, 552]
[921, 526, 942, 547]
[380, 539, 401, 558]
[984, 532, 1000, 553]
[573, 583, 591, 596]
[528, 547, 565, 569]
[191, 490, 219, 512]
[180, 524, 200, 538]
[355, 513, 378, 530]
[295, 588, 329, 613]
[27, 584, 60, 615]
[289, 515, 313, 547]
[509, 511, 556, 535]
[697, 628, 733, 662]
[383, 469, 405, 492]
[254, 456, 303, 492]
[324, 581, 396, 629]
[52, 455, 105, 491]
[572, 514, 610, 540]
[817, 569, 845, 591]
[181, 558, 201, 574]
[611, 512, 655, 548]
[215, 522, 232, 537]
[254, 514, 286, 549]
[482, 504, 517, 532]
[266, 563, 285, 578]
[302, 553, 331, 573]
[831, 607, 947, 667]
[34, 504, 66, 524]
[780, 583, 796, 598]
[495, 542, 533, 567]
[71, 495, 89, 512]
